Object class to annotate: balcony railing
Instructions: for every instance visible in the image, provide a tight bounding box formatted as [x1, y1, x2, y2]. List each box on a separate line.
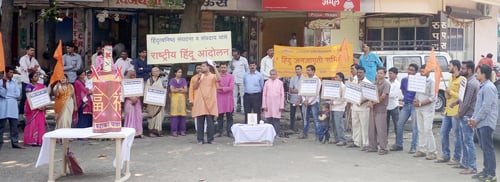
[364, 40, 437, 51]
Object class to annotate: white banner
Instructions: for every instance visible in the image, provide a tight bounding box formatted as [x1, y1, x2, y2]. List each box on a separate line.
[146, 31, 232, 64]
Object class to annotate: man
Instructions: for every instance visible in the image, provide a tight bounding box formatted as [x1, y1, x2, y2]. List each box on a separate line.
[19, 46, 40, 115]
[192, 62, 221, 144]
[189, 64, 206, 132]
[133, 49, 152, 81]
[359, 44, 383, 83]
[412, 64, 438, 160]
[63, 43, 82, 83]
[476, 53, 494, 70]
[470, 64, 497, 182]
[449, 61, 480, 174]
[345, 64, 359, 132]
[216, 62, 234, 138]
[262, 69, 285, 136]
[348, 66, 371, 149]
[436, 60, 465, 164]
[289, 65, 304, 132]
[390, 63, 419, 153]
[387, 67, 401, 138]
[260, 48, 274, 81]
[367, 67, 390, 155]
[91, 46, 102, 68]
[243, 61, 264, 123]
[298, 65, 321, 139]
[0, 66, 24, 149]
[289, 33, 297, 47]
[114, 51, 134, 77]
[231, 49, 249, 113]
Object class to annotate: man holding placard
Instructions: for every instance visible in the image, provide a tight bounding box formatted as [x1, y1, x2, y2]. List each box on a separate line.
[367, 67, 391, 155]
[298, 65, 322, 140]
[436, 60, 466, 164]
[387, 67, 401, 138]
[0, 66, 23, 149]
[412, 64, 438, 160]
[347, 65, 371, 149]
[289, 65, 304, 132]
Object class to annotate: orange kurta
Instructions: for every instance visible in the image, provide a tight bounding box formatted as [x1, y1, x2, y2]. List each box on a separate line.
[192, 73, 218, 117]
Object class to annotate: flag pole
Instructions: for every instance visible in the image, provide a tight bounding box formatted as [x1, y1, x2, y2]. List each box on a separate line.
[440, 71, 448, 88]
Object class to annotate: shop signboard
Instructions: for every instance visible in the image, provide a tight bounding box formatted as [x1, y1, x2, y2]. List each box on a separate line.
[263, 0, 360, 12]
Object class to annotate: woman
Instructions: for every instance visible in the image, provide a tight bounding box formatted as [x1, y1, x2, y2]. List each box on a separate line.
[169, 68, 187, 137]
[74, 70, 93, 128]
[53, 74, 77, 129]
[124, 70, 144, 138]
[23, 72, 47, 146]
[146, 67, 166, 137]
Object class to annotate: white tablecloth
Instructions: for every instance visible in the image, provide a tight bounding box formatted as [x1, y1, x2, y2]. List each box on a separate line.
[231, 124, 276, 144]
[35, 127, 136, 169]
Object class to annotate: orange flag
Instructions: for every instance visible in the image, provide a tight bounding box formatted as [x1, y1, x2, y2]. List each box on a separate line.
[340, 38, 349, 63]
[0, 33, 5, 72]
[423, 49, 442, 95]
[50, 40, 64, 86]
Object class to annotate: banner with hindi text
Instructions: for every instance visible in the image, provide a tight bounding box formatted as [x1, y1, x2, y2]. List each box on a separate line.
[274, 44, 353, 78]
[146, 31, 232, 64]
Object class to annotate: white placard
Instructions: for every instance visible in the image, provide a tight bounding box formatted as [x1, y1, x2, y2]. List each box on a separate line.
[143, 86, 167, 106]
[27, 88, 51, 109]
[408, 75, 427, 93]
[102, 45, 113, 72]
[122, 79, 144, 97]
[299, 78, 319, 97]
[247, 113, 258, 125]
[344, 82, 362, 104]
[322, 80, 341, 99]
[361, 82, 379, 102]
[458, 78, 467, 101]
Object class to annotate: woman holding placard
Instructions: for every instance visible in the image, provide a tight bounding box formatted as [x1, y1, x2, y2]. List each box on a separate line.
[53, 74, 77, 129]
[124, 70, 144, 138]
[146, 67, 166, 137]
[168, 68, 188, 137]
[23, 72, 46, 146]
[74, 70, 93, 128]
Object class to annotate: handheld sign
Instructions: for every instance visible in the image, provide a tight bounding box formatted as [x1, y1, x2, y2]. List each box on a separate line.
[458, 78, 467, 101]
[322, 80, 341, 99]
[27, 88, 51, 109]
[144, 86, 167, 106]
[408, 75, 427, 93]
[299, 78, 319, 97]
[361, 82, 379, 102]
[344, 82, 362, 104]
[247, 113, 258, 125]
[122, 78, 144, 97]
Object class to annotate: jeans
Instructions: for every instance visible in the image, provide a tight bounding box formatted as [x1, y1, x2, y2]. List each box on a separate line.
[459, 116, 476, 170]
[387, 108, 399, 137]
[331, 111, 346, 142]
[289, 104, 303, 131]
[0, 118, 20, 147]
[395, 103, 418, 150]
[318, 122, 330, 142]
[217, 112, 233, 135]
[477, 127, 496, 176]
[302, 102, 320, 138]
[440, 115, 462, 161]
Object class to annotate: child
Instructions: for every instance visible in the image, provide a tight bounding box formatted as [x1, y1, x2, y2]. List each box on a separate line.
[83, 70, 93, 103]
[318, 103, 331, 144]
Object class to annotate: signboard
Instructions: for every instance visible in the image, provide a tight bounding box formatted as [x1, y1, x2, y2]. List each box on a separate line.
[408, 75, 427, 93]
[92, 72, 122, 133]
[321, 80, 341, 99]
[361, 82, 378, 102]
[344, 82, 362, 104]
[27, 88, 51, 109]
[298, 78, 319, 97]
[102, 45, 113, 72]
[144, 86, 167, 106]
[122, 78, 144, 97]
[146, 31, 232, 64]
[263, 0, 360, 11]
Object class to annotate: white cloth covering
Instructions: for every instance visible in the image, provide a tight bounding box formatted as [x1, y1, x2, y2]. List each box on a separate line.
[231, 123, 276, 144]
[36, 127, 136, 170]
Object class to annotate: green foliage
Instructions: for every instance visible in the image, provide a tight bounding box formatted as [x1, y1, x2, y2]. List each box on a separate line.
[39, 1, 60, 22]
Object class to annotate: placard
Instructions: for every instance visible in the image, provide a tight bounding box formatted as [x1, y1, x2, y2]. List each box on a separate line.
[458, 78, 467, 101]
[361, 82, 379, 102]
[344, 82, 362, 104]
[144, 86, 167, 106]
[247, 113, 258, 125]
[122, 78, 144, 97]
[299, 78, 319, 97]
[27, 88, 51, 109]
[322, 80, 341, 99]
[408, 75, 427, 93]
[93, 72, 122, 133]
[102, 45, 113, 72]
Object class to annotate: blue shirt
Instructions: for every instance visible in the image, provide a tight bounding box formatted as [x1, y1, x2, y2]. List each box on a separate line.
[133, 58, 152, 81]
[0, 79, 20, 119]
[63, 53, 83, 83]
[359, 52, 383, 82]
[243, 71, 264, 94]
[472, 80, 498, 130]
[400, 77, 416, 104]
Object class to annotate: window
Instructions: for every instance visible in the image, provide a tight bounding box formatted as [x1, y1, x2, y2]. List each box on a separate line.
[392, 56, 421, 73]
[447, 28, 464, 51]
[424, 56, 448, 71]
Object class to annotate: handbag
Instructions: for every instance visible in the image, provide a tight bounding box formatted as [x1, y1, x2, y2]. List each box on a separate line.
[66, 148, 83, 175]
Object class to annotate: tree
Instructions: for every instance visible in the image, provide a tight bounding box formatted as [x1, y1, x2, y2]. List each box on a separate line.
[156, 0, 205, 33]
[1, 0, 14, 66]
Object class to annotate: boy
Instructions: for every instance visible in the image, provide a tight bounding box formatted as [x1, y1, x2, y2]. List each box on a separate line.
[318, 103, 331, 144]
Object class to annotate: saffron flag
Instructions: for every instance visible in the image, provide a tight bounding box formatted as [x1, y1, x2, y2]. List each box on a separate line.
[0, 33, 5, 72]
[423, 49, 442, 95]
[50, 40, 64, 86]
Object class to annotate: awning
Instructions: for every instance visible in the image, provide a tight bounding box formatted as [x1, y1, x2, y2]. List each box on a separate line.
[472, 0, 500, 7]
[445, 6, 489, 20]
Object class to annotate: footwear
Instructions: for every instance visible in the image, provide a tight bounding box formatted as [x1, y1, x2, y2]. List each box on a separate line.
[452, 164, 466, 169]
[298, 135, 307, 139]
[171, 133, 178, 137]
[413, 151, 426, 157]
[148, 133, 156, 137]
[361, 146, 368, 151]
[459, 169, 476, 175]
[180, 132, 186, 136]
[408, 149, 416, 154]
[435, 158, 450, 163]
[482, 175, 497, 182]
[227, 133, 234, 138]
[12, 144, 25, 149]
[378, 149, 388, 155]
[425, 153, 437, 160]
[366, 148, 378, 152]
[198, 141, 204, 145]
[447, 159, 460, 166]
[472, 172, 486, 180]
[346, 143, 360, 148]
[336, 141, 347, 146]
[389, 145, 403, 151]
[215, 133, 222, 137]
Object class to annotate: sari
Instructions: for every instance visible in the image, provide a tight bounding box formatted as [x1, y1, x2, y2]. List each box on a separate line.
[74, 79, 93, 128]
[124, 97, 143, 136]
[146, 77, 165, 132]
[54, 83, 75, 129]
[23, 83, 46, 145]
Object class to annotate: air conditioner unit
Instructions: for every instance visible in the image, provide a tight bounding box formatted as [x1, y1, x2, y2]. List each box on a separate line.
[477, 3, 491, 17]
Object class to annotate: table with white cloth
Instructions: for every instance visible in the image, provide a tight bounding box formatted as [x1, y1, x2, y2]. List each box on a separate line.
[231, 123, 276, 146]
[35, 127, 136, 182]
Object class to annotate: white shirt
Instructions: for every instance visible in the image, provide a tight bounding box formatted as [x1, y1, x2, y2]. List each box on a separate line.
[113, 57, 134, 77]
[331, 82, 347, 111]
[301, 75, 321, 105]
[387, 79, 401, 110]
[19, 55, 40, 84]
[260, 55, 273, 80]
[289, 38, 297, 47]
[231, 56, 249, 84]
